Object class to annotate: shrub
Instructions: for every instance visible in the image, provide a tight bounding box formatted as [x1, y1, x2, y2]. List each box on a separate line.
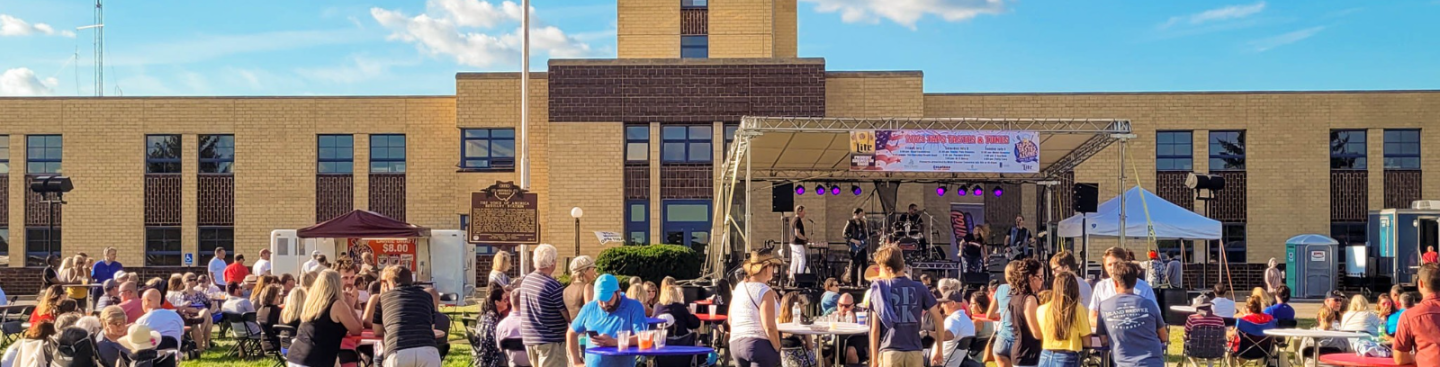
[595, 244, 703, 282]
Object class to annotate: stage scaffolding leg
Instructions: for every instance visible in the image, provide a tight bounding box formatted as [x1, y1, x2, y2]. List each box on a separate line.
[1118, 138, 1128, 249]
[745, 136, 752, 255]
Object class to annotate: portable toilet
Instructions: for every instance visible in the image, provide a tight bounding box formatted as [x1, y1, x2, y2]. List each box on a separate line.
[1285, 234, 1339, 299]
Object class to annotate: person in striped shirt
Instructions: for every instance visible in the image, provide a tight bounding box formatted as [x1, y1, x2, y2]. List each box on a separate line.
[1184, 295, 1225, 335]
[516, 244, 572, 367]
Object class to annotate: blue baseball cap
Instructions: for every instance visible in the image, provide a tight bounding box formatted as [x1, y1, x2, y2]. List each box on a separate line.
[594, 274, 621, 302]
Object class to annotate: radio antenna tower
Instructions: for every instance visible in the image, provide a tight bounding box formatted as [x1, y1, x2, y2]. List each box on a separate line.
[77, 0, 104, 97]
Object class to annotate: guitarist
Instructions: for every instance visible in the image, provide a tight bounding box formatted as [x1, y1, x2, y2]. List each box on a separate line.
[842, 208, 872, 286]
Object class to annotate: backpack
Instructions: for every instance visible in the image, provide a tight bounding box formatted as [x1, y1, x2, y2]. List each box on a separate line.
[53, 327, 101, 367]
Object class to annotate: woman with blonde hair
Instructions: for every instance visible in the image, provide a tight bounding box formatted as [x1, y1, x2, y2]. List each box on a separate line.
[489, 250, 514, 290]
[643, 281, 661, 314]
[777, 291, 818, 367]
[286, 270, 363, 367]
[1037, 272, 1089, 367]
[628, 281, 653, 316]
[1251, 287, 1273, 309]
[729, 249, 785, 367]
[28, 285, 64, 325]
[655, 285, 701, 337]
[96, 306, 130, 366]
[279, 287, 308, 330]
[1338, 294, 1383, 335]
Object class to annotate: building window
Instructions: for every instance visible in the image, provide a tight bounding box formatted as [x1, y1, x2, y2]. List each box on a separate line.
[25, 227, 60, 267]
[1208, 131, 1245, 171]
[27, 135, 62, 174]
[461, 129, 516, 171]
[627, 201, 649, 246]
[681, 36, 708, 59]
[145, 135, 181, 174]
[662, 200, 711, 253]
[370, 134, 406, 173]
[200, 135, 235, 174]
[1330, 222, 1367, 263]
[626, 126, 649, 163]
[1156, 131, 1193, 171]
[198, 227, 234, 265]
[1330, 130, 1367, 170]
[0, 136, 9, 174]
[0, 228, 9, 267]
[145, 227, 183, 266]
[681, 0, 707, 8]
[1384, 129, 1421, 170]
[723, 125, 738, 158]
[318, 135, 354, 174]
[1208, 223, 1246, 263]
[661, 126, 712, 163]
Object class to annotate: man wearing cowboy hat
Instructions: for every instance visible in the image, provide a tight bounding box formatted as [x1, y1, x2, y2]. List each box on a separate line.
[566, 274, 648, 367]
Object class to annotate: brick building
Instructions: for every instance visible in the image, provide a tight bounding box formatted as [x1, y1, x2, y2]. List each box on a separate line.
[1, 0, 1438, 294]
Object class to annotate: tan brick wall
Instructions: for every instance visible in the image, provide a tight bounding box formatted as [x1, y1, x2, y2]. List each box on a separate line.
[826, 73, 925, 118]
[773, 0, 798, 58]
[546, 122, 625, 260]
[618, 0, 680, 58]
[709, 0, 774, 58]
[922, 91, 1440, 262]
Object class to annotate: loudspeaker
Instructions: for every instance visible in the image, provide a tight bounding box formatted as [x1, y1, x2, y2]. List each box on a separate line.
[772, 182, 795, 213]
[961, 272, 990, 286]
[792, 273, 819, 289]
[1073, 183, 1099, 213]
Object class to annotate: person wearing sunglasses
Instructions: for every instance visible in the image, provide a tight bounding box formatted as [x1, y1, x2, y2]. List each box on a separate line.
[818, 293, 868, 365]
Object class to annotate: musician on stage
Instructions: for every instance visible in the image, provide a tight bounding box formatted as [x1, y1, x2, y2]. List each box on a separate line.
[1005, 215, 1033, 259]
[896, 204, 924, 233]
[842, 208, 871, 286]
[790, 205, 810, 284]
[961, 226, 987, 274]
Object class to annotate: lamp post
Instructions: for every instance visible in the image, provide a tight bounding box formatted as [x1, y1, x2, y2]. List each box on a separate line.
[570, 207, 584, 268]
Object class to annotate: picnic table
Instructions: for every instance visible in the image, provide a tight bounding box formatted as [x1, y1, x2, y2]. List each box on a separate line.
[780, 322, 867, 367]
[1318, 353, 1415, 367]
[1262, 329, 1372, 367]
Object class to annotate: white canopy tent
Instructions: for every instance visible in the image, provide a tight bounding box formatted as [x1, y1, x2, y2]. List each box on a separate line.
[1058, 186, 1221, 240]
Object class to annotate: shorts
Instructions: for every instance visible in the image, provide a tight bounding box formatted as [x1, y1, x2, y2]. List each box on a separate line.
[732, 337, 780, 367]
[877, 350, 924, 367]
[993, 337, 1015, 360]
[1038, 350, 1079, 367]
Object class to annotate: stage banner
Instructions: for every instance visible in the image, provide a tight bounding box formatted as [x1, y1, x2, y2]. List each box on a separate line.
[347, 238, 418, 270]
[850, 129, 1040, 173]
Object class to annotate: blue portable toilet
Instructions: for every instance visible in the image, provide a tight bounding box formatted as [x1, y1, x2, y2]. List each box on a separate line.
[1285, 234, 1339, 299]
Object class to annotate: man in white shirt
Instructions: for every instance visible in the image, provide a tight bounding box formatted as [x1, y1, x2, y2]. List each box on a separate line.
[936, 289, 975, 367]
[1209, 285, 1237, 318]
[1051, 251, 1094, 308]
[136, 289, 186, 346]
[208, 248, 228, 288]
[301, 251, 323, 274]
[1089, 247, 1159, 325]
[252, 249, 273, 276]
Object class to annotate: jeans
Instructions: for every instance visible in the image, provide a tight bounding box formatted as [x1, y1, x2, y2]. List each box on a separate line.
[1038, 350, 1080, 367]
[849, 250, 867, 286]
[993, 337, 1016, 360]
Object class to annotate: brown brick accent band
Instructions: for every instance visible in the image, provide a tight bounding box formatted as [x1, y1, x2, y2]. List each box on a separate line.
[25, 175, 61, 227]
[1384, 170, 1422, 209]
[660, 164, 713, 199]
[144, 174, 182, 226]
[1207, 171, 1246, 222]
[1155, 171, 1194, 210]
[625, 165, 649, 200]
[1330, 170, 1367, 222]
[548, 62, 826, 123]
[316, 174, 353, 222]
[369, 173, 406, 221]
[198, 175, 235, 226]
[680, 8, 707, 35]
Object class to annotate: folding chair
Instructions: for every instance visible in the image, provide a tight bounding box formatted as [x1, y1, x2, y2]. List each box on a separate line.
[0, 307, 24, 347]
[500, 338, 529, 367]
[1183, 324, 1227, 367]
[261, 323, 292, 367]
[464, 328, 486, 367]
[1229, 318, 1279, 367]
[225, 312, 263, 359]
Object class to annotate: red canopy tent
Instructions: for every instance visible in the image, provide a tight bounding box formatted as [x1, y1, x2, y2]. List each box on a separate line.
[297, 210, 431, 238]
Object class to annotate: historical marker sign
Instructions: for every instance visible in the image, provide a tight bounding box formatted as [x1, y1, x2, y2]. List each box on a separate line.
[468, 181, 540, 244]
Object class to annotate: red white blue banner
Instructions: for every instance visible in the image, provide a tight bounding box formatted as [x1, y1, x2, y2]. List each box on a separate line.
[849, 130, 1040, 173]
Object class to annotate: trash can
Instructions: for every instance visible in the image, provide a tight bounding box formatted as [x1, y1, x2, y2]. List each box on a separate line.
[1285, 234, 1339, 299]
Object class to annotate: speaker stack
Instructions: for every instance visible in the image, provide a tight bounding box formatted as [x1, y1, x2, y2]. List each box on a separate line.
[772, 182, 795, 213]
[1072, 183, 1099, 213]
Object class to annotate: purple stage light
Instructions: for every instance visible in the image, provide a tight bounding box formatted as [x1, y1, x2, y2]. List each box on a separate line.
[795, 185, 805, 195]
[972, 186, 983, 196]
[830, 185, 841, 195]
[936, 186, 947, 196]
[815, 185, 825, 195]
[993, 186, 1003, 197]
[957, 185, 967, 196]
[851, 185, 862, 196]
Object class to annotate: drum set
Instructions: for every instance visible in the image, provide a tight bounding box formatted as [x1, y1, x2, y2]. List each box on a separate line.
[886, 211, 946, 264]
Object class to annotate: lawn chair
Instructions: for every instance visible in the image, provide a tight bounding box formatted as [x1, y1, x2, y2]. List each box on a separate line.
[1183, 324, 1227, 367]
[261, 323, 293, 367]
[224, 312, 263, 359]
[1, 307, 25, 347]
[1229, 318, 1278, 367]
[117, 348, 177, 367]
[54, 328, 101, 367]
[464, 328, 485, 367]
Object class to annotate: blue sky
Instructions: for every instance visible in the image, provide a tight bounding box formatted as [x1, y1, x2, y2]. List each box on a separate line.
[1, 0, 1437, 96]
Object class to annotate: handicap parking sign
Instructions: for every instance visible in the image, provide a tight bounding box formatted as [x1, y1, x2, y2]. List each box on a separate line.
[184, 253, 194, 266]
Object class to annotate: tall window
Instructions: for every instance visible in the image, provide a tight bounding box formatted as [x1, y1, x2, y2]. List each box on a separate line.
[1208, 131, 1245, 171]
[681, 36, 709, 59]
[461, 129, 516, 170]
[145, 227, 182, 266]
[370, 134, 406, 173]
[1384, 129, 1421, 170]
[198, 227, 234, 264]
[723, 125, 738, 158]
[626, 126, 649, 163]
[0, 229, 9, 267]
[145, 135, 181, 174]
[27, 135, 62, 174]
[0, 136, 9, 174]
[662, 200, 711, 252]
[661, 125, 712, 163]
[1155, 131, 1193, 171]
[1330, 130, 1367, 170]
[199, 135, 235, 174]
[318, 135, 354, 174]
[26, 227, 59, 266]
[627, 201, 649, 246]
[1210, 223, 1246, 263]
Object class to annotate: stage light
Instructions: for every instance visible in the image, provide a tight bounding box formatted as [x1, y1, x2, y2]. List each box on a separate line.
[795, 185, 805, 195]
[957, 184, 968, 196]
[851, 185, 862, 196]
[972, 185, 983, 196]
[936, 186, 947, 196]
[815, 185, 826, 195]
[830, 185, 841, 195]
[993, 186, 1004, 197]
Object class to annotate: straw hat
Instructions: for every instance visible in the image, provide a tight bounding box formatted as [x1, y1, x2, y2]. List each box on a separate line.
[118, 324, 162, 351]
[863, 265, 882, 282]
[743, 249, 786, 276]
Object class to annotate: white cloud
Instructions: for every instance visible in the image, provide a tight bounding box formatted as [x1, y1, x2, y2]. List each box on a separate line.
[370, 0, 598, 68]
[0, 14, 75, 37]
[1249, 26, 1324, 52]
[799, 0, 1007, 29]
[1161, 2, 1266, 29]
[0, 67, 60, 96]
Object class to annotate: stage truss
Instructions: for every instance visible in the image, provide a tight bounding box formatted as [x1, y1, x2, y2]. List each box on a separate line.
[703, 116, 1133, 279]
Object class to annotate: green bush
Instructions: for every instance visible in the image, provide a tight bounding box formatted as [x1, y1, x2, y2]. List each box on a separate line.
[595, 244, 703, 282]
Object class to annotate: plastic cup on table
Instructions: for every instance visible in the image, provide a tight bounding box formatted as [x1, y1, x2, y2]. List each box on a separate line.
[656, 329, 667, 348]
[617, 331, 631, 350]
[856, 311, 867, 326]
[689, 303, 698, 314]
[708, 305, 716, 318]
[639, 331, 655, 350]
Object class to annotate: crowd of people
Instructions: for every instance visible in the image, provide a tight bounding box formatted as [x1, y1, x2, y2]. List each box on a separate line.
[0, 246, 453, 367]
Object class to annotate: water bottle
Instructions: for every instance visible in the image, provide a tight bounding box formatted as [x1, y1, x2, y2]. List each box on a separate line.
[791, 304, 802, 324]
